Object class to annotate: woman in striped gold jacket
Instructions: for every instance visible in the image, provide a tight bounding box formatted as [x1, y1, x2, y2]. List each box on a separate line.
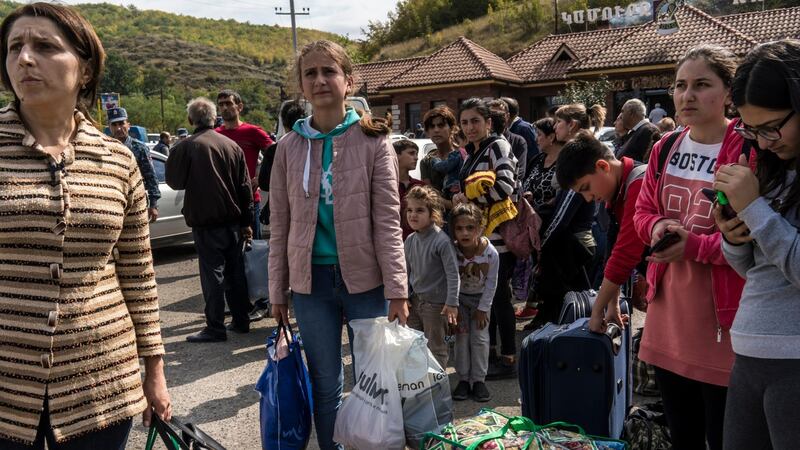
[0, 3, 171, 448]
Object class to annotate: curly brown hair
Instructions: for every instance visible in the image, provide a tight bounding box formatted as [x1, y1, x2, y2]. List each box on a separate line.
[405, 185, 444, 227]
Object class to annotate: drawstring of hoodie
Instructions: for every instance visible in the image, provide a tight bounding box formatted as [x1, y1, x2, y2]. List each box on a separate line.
[295, 108, 360, 200]
[303, 138, 311, 198]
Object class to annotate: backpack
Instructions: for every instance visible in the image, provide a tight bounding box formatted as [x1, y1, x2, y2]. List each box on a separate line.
[606, 163, 648, 310]
[605, 163, 647, 264]
[623, 402, 672, 450]
[632, 328, 660, 397]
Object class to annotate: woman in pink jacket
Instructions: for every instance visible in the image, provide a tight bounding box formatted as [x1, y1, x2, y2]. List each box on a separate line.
[268, 40, 408, 450]
[633, 45, 745, 450]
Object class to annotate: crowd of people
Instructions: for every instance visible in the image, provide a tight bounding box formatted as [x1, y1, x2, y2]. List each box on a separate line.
[265, 36, 800, 450]
[0, 2, 799, 450]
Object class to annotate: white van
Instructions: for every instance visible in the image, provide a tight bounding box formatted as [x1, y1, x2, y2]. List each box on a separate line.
[276, 96, 370, 139]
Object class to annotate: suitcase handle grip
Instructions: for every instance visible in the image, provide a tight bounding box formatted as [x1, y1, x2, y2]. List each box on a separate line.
[605, 323, 622, 355]
[604, 323, 621, 339]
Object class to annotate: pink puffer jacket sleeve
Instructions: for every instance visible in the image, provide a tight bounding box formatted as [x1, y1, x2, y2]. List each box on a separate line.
[370, 136, 408, 299]
[268, 140, 291, 305]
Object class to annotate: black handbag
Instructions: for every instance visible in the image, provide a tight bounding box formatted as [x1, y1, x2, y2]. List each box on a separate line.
[145, 414, 226, 450]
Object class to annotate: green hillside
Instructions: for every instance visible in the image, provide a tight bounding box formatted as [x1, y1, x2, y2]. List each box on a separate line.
[0, 1, 353, 132]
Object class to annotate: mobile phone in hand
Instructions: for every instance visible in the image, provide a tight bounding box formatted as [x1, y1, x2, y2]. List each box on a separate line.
[701, 188, 736, 219]
[701, 188, 717, 202]
[651, 231, 681, 253]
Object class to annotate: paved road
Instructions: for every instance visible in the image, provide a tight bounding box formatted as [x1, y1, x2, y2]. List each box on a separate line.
[127, 243, 646, 449]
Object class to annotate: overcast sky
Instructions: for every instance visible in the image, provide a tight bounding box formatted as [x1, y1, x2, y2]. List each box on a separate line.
[67, 0, 396, 39]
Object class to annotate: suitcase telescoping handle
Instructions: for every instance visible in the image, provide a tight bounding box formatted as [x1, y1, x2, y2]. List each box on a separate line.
[605, 323, 622, 355]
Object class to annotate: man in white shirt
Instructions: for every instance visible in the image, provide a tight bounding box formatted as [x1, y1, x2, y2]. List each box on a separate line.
[649, 102, 668, 123]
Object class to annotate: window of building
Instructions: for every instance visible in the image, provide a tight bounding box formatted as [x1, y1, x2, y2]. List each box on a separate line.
[406, 103, 422, 133]
[431, 100, 447, 109]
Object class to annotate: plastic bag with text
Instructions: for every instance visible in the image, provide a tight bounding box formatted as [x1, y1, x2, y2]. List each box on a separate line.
[396, 325, 453, 448]
[333, 318, 412, 450]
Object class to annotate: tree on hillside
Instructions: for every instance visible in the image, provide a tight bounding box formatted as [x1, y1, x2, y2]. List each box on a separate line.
[141, 68, 168, 95]
[363, 0, 498, 55]
[101, 52, 139, 94]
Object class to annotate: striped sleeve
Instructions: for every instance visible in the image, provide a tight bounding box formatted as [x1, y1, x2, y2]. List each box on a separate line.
[480, 140, 516, 204]
[117, 159, 164, 357]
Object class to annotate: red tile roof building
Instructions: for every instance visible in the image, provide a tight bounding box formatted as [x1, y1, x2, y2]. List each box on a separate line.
[507, 28, 633, 83]
[355, 5, 798, 133]
[355, 56, 425, 96]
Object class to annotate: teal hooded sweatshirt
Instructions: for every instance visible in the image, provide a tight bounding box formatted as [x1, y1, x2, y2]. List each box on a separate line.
[293, 108, 361, 265]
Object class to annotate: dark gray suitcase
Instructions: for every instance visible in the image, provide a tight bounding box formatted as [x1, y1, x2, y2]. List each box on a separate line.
[519, 318, 629, 439]
[558, 289, 596, 325]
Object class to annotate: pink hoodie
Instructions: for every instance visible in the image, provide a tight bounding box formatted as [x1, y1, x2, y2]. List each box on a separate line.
[633, 120, 746, 385]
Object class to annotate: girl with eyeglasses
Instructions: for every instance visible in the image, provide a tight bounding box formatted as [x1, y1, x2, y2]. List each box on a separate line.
[633, 44, 747, 450]
[713, 39, 800, 450]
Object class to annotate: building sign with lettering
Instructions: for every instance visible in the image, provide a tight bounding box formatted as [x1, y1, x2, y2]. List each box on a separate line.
[656, 0, 680, 35]
[558, 0, 772, 31]
[560, 0, 654, 27]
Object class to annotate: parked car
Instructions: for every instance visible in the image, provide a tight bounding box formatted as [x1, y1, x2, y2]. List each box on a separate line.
[595, 126, 617, 151]
[408, 138, 436, 180]
[149, 152, 192, 247]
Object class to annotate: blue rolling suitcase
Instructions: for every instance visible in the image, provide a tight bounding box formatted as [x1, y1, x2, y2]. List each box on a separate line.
[519, 317, 629, 439]
[558, 292, 633, 409]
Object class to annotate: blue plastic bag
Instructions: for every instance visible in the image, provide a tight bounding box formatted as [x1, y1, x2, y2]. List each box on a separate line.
[255, 322, 313, 450]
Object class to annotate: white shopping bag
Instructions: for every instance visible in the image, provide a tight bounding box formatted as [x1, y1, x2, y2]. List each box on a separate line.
[396, 326, 453, 448]
[333, 318, 412, 450]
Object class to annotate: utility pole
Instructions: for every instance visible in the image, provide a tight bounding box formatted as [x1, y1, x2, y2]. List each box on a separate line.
[159, 88, 165, 131]
[275, 0, 310, 56]
[553, 0, 559, 34]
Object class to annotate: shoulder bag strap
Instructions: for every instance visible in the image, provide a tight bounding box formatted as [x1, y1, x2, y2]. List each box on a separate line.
[655, 131, 681, 180]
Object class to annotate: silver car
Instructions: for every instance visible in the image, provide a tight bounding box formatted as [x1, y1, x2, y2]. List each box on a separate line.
[595, 126, 617, 152]
[407, 138, 436, 181]
[149, 152, 192, 247]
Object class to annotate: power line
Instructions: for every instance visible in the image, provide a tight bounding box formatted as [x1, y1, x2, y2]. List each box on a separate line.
[275, 0, 310, 55]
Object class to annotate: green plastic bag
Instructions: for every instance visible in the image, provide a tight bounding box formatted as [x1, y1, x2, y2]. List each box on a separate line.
[145, 415, 186, 450]
[420, 409, 537, 450]
[533, 421, 627, 450]
[145, 414, 226, 450]
[421, 409, 629, 450]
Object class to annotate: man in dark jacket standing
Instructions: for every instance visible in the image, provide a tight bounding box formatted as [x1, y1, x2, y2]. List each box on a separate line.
[166, 97, 254, 343]
[617, 98, 659, 162]
[502, 97, 539, 174]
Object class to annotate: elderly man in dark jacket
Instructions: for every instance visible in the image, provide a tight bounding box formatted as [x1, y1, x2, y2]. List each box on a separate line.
[617, 98, 659, 162]
[166, 97, 254, 343]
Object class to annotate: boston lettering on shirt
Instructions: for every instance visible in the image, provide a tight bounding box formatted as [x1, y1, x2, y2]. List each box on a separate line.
[660, 135, 720, 235]
[667, 150, 717, 178]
